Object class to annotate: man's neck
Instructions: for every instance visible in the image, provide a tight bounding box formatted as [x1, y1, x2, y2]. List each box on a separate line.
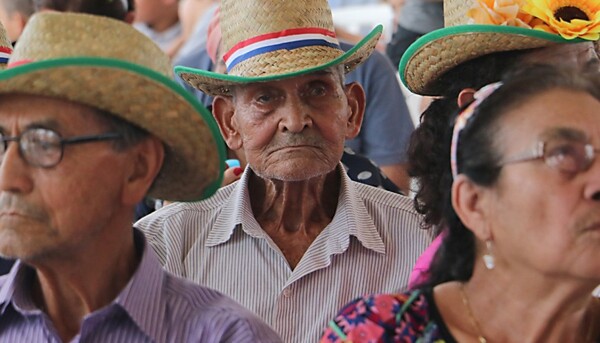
[248, 169, 341, 269]
[27, 226, 139, 342]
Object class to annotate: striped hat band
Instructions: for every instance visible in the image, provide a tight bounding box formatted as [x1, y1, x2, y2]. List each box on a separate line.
[223, 27, 340, 72]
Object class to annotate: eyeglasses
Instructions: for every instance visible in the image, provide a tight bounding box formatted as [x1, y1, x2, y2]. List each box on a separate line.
[501, 139, 600, 174]
[0, 128, 123, 168]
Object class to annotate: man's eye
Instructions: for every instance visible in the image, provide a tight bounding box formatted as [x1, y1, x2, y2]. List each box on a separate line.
[307, 85, 327, 97]
[256, 94, 274, 103]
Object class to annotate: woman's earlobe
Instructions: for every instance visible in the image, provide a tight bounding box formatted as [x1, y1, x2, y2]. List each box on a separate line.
[451, 174, 493, 240]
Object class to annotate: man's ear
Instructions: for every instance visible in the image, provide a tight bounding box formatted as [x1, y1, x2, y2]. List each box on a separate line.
[212, 95, 243, 150]
[343, 82, 365, 139]
[451, 174, 493, 240]
[122, 136, 165, 206]
[457, 88, 477, 108]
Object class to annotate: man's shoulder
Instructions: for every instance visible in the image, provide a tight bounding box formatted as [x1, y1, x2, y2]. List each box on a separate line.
[162, 273, 280, 341]
[163, 272, 233, 312]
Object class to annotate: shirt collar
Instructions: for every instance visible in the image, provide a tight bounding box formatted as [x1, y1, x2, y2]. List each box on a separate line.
[331, 165, 386, 254]
[206, 164, 386, 254]
[206, 166, 269, 246]
[0, 260, 37, 316]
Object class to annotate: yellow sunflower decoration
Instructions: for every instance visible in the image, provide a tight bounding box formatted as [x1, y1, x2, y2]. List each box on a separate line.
[466, 0, 600, 40]
[523, 0, 600, 40]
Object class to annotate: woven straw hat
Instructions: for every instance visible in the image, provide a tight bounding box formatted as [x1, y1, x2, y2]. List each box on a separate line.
[176, 0, 382, 96]
[0, 21, 12, 69]
[0, 12, 225, 201]
[401, 0, 600, 96]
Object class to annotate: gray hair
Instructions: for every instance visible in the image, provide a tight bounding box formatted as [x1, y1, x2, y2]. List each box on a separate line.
[93, 108, 150, 152]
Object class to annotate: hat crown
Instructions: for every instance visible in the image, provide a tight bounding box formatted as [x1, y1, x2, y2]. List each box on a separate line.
[12, 12, 172, 77]
[220, 0, 337, 54]
[218, 0, 346, 77]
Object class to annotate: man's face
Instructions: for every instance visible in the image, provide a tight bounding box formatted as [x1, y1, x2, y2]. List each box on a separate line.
[214, 69, 364, 181]
[483, 88, 600, 279]
[0, 95, 133, 261]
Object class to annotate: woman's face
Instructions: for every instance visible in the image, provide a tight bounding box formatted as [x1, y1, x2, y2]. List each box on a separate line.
[481, 88, 600, 283]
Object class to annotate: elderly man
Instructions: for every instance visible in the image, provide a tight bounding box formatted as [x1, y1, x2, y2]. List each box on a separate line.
[0, 12, 281, 343]
[136, 0, 432, 342]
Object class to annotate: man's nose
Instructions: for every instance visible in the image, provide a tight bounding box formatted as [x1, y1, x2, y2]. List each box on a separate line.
[584, 151, 600, 201]
[278, 96, 313, 133]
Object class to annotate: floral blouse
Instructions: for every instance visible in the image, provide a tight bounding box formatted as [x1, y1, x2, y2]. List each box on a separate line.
[321, 289, 456, 343]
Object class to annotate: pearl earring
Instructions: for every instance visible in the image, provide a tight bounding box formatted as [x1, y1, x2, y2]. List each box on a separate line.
[482, 240, 495, 270]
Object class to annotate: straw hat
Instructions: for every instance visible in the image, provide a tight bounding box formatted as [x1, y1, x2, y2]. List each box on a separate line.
[0, 21, 12, 69]
[175, 0, 382, 96]
[401, 0, 600, 95]
[0, 12, 225, 201]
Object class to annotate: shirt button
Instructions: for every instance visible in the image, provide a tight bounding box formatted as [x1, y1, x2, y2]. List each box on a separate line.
[282, 288, 292, 298]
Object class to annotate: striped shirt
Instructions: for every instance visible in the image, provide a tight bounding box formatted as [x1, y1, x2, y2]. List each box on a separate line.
[0, 230, 282, 343]
[136, 166, 432, 343]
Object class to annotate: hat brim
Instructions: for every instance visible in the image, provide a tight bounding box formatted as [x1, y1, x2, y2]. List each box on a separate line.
[0, 57, 225, 201]
[175, 25, 383, 96]
[400, 25, 588, 96]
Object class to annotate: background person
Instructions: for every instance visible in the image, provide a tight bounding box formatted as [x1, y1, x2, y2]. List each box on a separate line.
[0, 0, 33, 44]
[133, 0, 180, 55]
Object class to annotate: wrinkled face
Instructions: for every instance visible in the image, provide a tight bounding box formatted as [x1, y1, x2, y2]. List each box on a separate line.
[485, 88, 600, 280]
[220, 69, 363, 181]
[0, 95, 132, 261]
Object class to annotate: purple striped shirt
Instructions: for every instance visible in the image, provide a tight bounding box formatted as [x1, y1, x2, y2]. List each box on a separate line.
[0, 230, 282, 343]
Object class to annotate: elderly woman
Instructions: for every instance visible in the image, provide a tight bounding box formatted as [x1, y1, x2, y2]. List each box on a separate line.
[321, 64, 600, 342]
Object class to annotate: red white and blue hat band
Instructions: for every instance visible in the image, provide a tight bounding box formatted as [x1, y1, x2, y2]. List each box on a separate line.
[0, 46, 12, 65]
[223, 27, 340, 72]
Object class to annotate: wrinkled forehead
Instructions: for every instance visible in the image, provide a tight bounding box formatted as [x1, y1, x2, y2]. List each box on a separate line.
[496, 88, 600, 151]
[521, 42, 599, 68]
[0, 94, 107, 132]
[232, 67, 344, 96]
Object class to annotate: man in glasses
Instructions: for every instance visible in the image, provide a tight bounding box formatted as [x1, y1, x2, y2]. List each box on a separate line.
[0, 12, 280, 343]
